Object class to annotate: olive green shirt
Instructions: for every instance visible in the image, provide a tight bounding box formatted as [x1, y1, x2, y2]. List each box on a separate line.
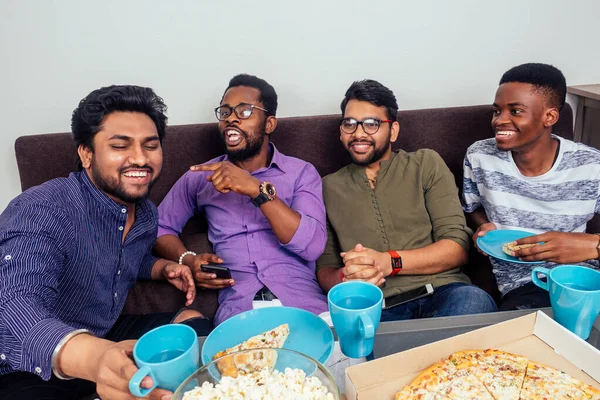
[317, 149, 472, 297]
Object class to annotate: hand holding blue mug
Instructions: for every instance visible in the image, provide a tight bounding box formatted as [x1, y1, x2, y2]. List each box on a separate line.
[532, 265, 600, 340]
[129, 324, 200, 396]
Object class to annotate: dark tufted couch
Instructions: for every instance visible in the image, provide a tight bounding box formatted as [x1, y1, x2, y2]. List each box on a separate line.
[16, 103, 591, 318]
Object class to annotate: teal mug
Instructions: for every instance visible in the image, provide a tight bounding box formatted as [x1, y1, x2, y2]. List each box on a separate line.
[532, 265, 600, 340]
[328, 281, 383, 358]
[129, 324, 200, 396]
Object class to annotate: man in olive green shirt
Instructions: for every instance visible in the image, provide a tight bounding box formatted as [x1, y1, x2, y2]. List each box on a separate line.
[317, 79, 497, 321]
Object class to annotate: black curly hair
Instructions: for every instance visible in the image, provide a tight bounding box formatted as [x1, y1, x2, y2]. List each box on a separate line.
[71, 85, 168, 169]
[499, 63, 566, 111]
[341, 79, 398, 121]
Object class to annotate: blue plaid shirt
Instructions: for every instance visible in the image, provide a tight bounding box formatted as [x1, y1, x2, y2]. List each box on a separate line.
[0, 171, 158, 380]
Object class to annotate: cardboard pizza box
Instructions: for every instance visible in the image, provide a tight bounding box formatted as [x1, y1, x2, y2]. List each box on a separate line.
[345, 311, 600, 400]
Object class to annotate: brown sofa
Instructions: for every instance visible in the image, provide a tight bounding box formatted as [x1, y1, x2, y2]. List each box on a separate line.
[16, 103, 591, 319]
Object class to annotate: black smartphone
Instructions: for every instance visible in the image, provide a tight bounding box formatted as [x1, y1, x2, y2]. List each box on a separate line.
[382, 284, 434, 310]
[200, 264, 232, 279]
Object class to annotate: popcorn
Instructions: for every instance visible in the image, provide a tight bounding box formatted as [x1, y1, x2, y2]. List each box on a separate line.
[182, 367, 335, 400]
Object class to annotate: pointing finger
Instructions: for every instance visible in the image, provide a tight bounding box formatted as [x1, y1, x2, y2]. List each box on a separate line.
[190, 162, 222, 172]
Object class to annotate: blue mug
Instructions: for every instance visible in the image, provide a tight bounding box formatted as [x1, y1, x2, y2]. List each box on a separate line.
[532, 265, 600, 340]
[129, 324, 200, 396]
[328, 281, 383, 358]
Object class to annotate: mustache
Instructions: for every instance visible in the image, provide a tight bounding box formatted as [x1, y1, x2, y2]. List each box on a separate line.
[119, 165, 153, 174]
[348, 139, 374, 146]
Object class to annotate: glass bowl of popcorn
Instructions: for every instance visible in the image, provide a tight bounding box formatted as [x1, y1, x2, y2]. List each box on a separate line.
[172, 348, 340, 400]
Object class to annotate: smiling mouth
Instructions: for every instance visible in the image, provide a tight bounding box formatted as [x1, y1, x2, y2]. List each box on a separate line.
[123, 171, 148, 177]
[350, 141, 373, 154]
[122, 169, 152, 183]
[495, 130, 517, 138]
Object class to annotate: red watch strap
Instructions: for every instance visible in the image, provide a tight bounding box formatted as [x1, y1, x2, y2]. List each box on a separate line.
[388, 250, 401, 258]
[387, 250, 402, 276]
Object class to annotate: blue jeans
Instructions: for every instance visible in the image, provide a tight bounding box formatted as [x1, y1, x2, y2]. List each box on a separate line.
[381, 282, 497, 322]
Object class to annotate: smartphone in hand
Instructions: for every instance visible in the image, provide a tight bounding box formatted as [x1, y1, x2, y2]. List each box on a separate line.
[200, 264, 232, 279]
[382, 284, 434, 310]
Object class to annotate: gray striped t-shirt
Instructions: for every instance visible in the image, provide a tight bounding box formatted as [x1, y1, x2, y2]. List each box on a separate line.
[462, 135, 600, 294]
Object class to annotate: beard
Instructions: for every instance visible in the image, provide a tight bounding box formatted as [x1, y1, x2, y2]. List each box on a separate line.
[90, 159, 158, 204]
[222, 125, 266, 162]
[348, 136, 391, 166]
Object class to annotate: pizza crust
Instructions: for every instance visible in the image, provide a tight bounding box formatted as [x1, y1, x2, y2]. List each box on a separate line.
[502, 242, 536, 256]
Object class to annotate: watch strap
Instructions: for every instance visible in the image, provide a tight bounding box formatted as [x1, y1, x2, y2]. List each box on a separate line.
[388, 250, 403, 276]
[251, 192, 270, 207]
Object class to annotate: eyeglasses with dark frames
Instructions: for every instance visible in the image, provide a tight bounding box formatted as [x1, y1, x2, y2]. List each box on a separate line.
[214, 103, 269, 121]
[340, 118, 393, 135]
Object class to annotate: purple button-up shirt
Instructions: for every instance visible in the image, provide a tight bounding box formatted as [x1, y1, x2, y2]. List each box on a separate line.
[158, 144, 328, 325]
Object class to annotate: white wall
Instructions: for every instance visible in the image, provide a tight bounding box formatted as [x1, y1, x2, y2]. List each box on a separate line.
[1, 0, 599, 211]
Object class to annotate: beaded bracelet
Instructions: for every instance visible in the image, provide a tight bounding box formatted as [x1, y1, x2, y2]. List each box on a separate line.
[178, 250, 197, 265]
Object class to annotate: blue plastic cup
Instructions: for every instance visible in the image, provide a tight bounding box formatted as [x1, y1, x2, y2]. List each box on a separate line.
[328, 281, 383, 358]
[129, 324, 199, 396]
[532, 265, 600, 340]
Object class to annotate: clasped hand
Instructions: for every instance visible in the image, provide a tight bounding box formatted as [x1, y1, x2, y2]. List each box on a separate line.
[340, 243, 389, 286]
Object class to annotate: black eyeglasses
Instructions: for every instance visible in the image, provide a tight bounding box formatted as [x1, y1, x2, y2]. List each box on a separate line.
[340, 118, 393, 135]
[214, 103, 269, 121]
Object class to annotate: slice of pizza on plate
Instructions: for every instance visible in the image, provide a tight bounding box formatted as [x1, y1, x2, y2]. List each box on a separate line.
[213, 323, 290, 377]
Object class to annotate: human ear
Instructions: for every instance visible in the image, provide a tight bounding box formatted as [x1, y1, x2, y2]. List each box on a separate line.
[543, 108, 560, 128]
[77, 144, 93, 169]
[264, 116, 278, 135]
[390, 121, 400, 143]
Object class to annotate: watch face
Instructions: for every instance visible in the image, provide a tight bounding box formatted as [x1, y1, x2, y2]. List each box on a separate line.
[264, 183, 276, 197]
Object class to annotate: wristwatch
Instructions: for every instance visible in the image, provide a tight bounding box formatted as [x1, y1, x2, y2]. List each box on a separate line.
[251, 181, 277, 207]
[387, 250, 403, 276]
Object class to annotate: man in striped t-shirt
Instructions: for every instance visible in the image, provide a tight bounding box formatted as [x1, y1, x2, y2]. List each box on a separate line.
[463, 63, 600, 310]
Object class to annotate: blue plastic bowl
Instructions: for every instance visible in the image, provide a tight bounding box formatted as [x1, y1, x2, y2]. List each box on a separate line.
[201, 307, 334, 365]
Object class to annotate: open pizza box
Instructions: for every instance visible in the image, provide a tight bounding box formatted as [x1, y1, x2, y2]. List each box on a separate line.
[344, 311, 600, 400]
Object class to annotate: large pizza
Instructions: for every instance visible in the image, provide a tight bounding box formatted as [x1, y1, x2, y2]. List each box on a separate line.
[396, 349, 600, 399]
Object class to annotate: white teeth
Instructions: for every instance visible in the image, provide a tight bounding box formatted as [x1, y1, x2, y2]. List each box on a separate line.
[124, 171, 148, 177]
[496, 131, 516, 137]
[226, 130, 240, 137]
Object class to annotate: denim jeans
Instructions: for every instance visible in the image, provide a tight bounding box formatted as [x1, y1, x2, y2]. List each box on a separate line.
[381, 282, 497, 322]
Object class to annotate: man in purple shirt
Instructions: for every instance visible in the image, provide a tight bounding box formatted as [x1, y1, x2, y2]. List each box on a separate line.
[155, 74, 328, 325]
